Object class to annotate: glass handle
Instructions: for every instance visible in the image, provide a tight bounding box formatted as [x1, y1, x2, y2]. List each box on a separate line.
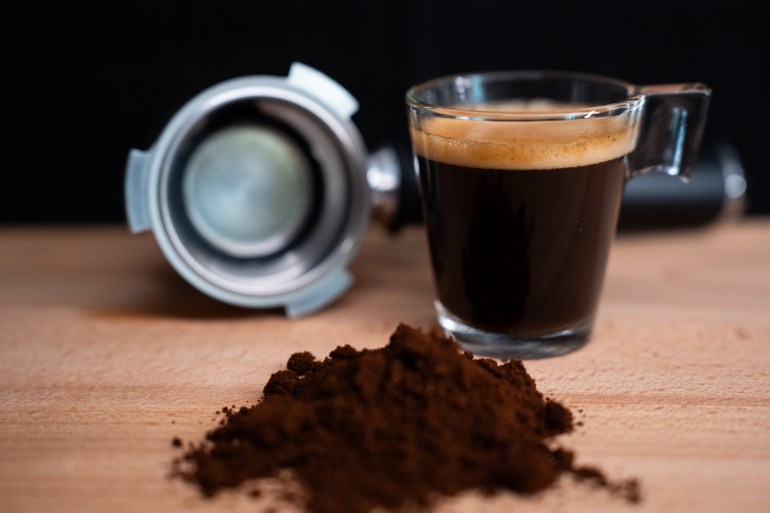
[628, 83, 711, 179]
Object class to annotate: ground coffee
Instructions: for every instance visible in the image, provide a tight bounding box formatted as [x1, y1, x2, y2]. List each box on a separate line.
[172, 323, 639, 512]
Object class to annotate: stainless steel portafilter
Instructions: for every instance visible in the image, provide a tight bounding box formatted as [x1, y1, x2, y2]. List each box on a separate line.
[125, 63, 404, 317]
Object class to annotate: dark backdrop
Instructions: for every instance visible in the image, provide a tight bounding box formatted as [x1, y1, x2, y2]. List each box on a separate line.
[3, 0, 768, 222]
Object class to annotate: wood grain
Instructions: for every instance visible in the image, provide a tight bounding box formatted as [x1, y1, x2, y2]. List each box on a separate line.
[1, 219, 769, 513]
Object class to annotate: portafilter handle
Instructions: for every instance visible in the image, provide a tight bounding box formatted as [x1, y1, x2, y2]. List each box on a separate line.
[366, 139, 424, 232]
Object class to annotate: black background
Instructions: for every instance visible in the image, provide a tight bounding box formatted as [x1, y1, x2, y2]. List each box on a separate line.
[3, 0, 768, 223]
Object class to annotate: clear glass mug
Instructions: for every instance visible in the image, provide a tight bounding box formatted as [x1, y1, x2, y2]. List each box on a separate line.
[406, 71, 710, 359]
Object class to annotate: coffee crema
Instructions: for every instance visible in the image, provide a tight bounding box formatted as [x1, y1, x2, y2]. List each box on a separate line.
[410, 103, 638, 170]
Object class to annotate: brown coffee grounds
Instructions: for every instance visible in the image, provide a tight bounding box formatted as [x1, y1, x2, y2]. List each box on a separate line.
[172, 323, 639, 512]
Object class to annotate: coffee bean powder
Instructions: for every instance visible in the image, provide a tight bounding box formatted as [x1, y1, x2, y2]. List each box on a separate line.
[172, 323, 639, 512]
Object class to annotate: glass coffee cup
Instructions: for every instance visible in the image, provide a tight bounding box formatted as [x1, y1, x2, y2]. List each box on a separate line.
[406, 71, 710, 359]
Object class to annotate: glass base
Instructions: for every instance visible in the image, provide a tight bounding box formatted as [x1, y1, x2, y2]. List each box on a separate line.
[435, 301, 593, 360]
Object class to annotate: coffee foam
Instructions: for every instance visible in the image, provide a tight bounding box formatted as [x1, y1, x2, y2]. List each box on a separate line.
[410, 104, 639, 170]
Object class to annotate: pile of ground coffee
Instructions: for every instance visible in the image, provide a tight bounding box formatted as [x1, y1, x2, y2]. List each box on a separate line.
[172, 323, 639, 512]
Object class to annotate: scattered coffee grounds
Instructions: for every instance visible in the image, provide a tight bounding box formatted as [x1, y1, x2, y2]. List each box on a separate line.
[172, 323, 639, 512]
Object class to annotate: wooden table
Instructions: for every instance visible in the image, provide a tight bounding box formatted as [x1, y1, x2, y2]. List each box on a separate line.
[1, 219, 769, 513]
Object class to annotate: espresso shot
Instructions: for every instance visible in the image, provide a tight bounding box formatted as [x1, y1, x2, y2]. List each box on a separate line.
[409, 106, 638, 356]
[416, 154, 626, 334]
[407, 71, 709, 358]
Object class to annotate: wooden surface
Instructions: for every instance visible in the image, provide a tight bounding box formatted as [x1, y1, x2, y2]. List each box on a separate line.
[1, 219, 769, 513]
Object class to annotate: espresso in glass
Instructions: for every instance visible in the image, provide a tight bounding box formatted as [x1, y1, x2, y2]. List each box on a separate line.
[408, 71, 709, 359]
[410, 104, 637, 357]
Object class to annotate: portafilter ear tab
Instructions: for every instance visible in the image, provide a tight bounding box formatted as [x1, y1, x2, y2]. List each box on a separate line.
[125, 63, 371, 317]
